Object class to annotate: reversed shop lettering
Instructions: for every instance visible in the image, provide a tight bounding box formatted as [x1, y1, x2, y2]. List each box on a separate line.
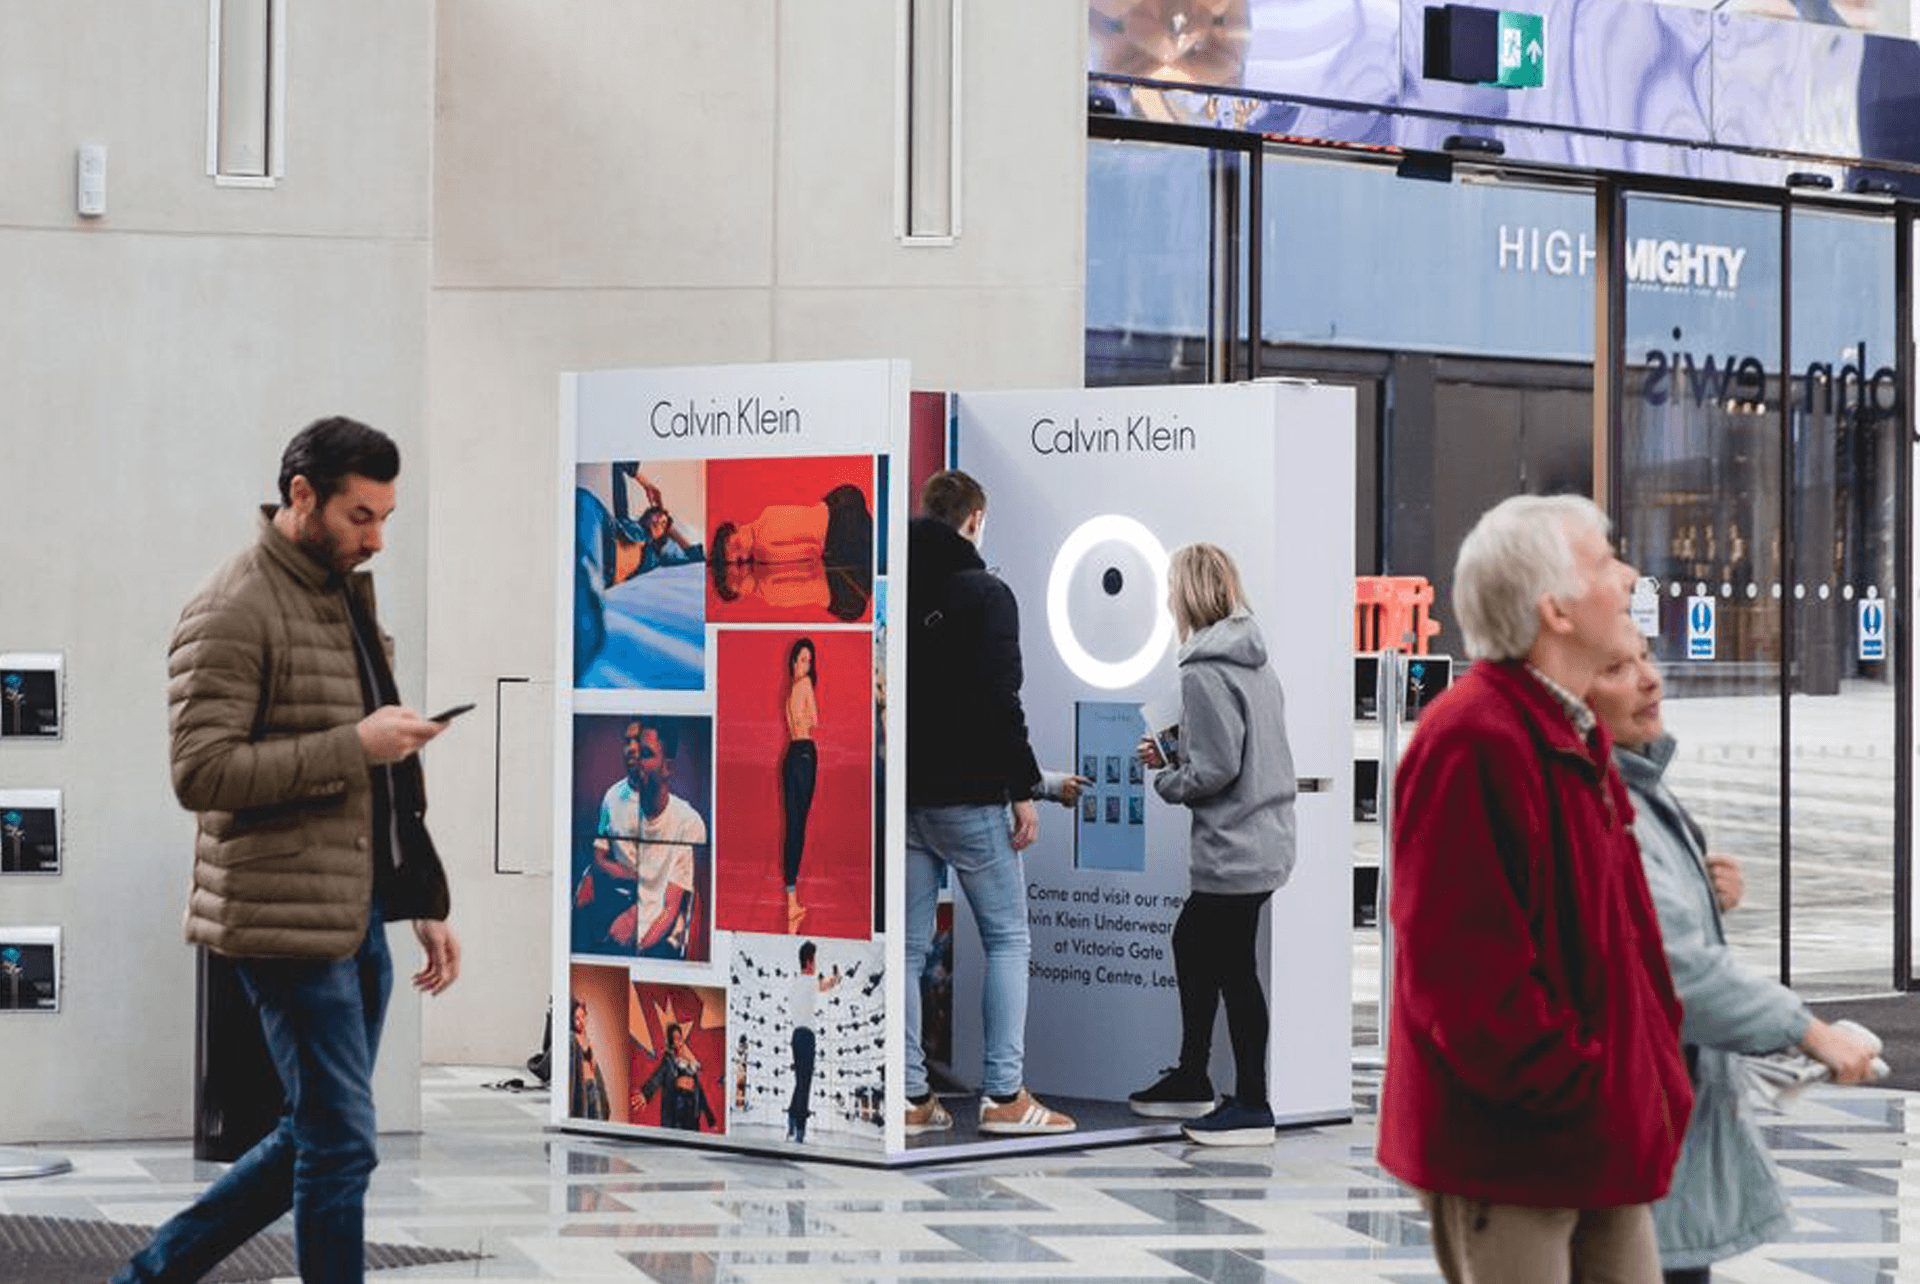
[1642, 337, 1900, 419]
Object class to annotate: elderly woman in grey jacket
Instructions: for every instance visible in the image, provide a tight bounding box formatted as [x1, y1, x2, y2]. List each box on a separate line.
[1128, 543, 1297, 1147]
[1590, 635, 1877, 1283]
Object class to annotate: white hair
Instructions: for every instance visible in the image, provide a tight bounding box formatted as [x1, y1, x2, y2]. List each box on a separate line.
[1452, 495, 1612, 661]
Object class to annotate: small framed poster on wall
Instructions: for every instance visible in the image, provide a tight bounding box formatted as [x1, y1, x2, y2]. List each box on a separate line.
[0, 653, 64, 740]
[0, 790, 61, 874]
[0, 928, 60, 1012]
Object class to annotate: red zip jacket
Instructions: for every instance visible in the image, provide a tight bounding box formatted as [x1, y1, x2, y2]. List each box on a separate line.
[1376, 660, 1691, 1208]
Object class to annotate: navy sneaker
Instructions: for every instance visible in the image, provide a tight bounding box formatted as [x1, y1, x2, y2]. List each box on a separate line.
[1182, 1097, 1275, 1146]
[1128, 1066, 1215, 1119]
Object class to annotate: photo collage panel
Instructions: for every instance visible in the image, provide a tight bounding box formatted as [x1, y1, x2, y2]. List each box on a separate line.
[566, 446, 888, 1151]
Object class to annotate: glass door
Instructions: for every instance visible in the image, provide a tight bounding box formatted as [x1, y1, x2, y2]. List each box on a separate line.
[1616, 192, 1787, 981]
[1787, 208, 1899, 995]
[1084, 127, 1911, 1001]
[1615, 191, 1908, 991]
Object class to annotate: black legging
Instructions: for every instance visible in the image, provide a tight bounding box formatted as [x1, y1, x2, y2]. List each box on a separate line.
[781, 739, 817, 890]
[1172, 891, 1272, 1105]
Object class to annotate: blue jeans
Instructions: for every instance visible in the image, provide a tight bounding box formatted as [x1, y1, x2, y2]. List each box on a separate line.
[904, 804, 1029, 1099]
[116, 910, 393, 1284]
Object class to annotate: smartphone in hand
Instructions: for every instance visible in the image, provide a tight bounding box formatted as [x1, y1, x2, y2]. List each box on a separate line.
[428, 702, 476, 724]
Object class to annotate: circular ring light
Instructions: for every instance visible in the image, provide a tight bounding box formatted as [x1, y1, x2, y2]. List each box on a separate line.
[1046, 514, 1174, 690]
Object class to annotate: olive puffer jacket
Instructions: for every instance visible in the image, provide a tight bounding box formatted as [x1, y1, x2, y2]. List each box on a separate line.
[168, 508, 448, 960]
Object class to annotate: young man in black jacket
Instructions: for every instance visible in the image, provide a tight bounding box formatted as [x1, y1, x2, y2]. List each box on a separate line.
[902, 470, 1083, 1137]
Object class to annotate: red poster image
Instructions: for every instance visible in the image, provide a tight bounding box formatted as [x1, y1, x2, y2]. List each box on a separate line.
[715, 630, 874, 940]
[627, 981, 727, 1134]
[909, 390, 950, 504]
[568, 963, 632, 1125]
[705, 456, 875, 625]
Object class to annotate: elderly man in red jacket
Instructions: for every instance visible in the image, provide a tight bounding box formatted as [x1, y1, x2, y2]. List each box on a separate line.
[1378, 494, 1692, 1284]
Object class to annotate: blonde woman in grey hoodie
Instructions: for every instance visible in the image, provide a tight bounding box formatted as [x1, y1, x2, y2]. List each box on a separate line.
[1129, 543, 1297, 1146]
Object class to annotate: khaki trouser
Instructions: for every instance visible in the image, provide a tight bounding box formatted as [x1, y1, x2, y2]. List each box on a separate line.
[1419, 1192, 1661, 1284]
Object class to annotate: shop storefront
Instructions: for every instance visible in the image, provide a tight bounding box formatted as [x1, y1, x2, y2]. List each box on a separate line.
[1085, 0, 1919, 996]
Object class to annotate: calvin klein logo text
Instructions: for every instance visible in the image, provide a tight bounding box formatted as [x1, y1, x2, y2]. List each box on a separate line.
[1030, 415, 1197, 456]
[650, 397, 801, 439]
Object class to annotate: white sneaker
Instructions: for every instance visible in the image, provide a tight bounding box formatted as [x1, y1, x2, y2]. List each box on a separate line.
[904, 1095, 954, 1136]
[977, 1088, 1077, 1135]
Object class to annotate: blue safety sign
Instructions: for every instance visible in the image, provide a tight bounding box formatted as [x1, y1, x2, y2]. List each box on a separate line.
[1686, 596, 1715, 661]
[1859, 598, 1887, 662]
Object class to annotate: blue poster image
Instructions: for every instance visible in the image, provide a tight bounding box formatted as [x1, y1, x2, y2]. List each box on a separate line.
[1075, 701, 1148, 873]
[573, 460, 708, 690]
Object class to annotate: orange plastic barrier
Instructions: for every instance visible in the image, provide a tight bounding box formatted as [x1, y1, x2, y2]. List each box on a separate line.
[1355, 576, 1442, 655]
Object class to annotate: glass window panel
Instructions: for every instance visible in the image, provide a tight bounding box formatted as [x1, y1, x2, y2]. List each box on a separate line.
[1085, 139, 1215, 386]
[1619, 193, 1784, 982]
[1787, 208, 1898, 994]
[1259, 160, 1595, 362]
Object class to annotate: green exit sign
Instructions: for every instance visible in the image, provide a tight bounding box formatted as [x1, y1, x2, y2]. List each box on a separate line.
[1494, 11, 1545, 88]
[1424, 6, 1546, 89]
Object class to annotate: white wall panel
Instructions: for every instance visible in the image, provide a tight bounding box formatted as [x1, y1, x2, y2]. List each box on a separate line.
[0, 1, 429, 239]
[0, 232, 429, 1141]
[425, 0, 1086, 1066]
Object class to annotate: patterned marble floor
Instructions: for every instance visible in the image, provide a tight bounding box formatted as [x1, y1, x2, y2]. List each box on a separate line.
[9, 1066, 1920, 1281]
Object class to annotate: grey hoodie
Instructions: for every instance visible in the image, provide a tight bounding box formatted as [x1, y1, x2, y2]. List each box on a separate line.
[1153, 610, 1297, 895]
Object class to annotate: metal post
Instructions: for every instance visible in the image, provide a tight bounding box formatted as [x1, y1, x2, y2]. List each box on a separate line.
[1780, 206, 1796, 985]
[1376, 648, 1404, 1036]
[1596, 181, 1626, 520]
[1247, 138, 1263, 381]
[1894, 205, 1913, 989]
[1210, 150, 1238, 384]
[1354, 648, 1403, 1072]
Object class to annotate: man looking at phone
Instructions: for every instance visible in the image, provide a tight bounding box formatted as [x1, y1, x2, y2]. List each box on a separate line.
[117, 418, 460, 1284]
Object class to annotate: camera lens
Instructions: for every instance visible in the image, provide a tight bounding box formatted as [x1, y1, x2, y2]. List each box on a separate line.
[1101, 567, 1124, 596]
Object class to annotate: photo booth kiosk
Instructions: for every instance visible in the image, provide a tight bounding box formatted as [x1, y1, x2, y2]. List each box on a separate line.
[552, 360, 1355, 1165]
